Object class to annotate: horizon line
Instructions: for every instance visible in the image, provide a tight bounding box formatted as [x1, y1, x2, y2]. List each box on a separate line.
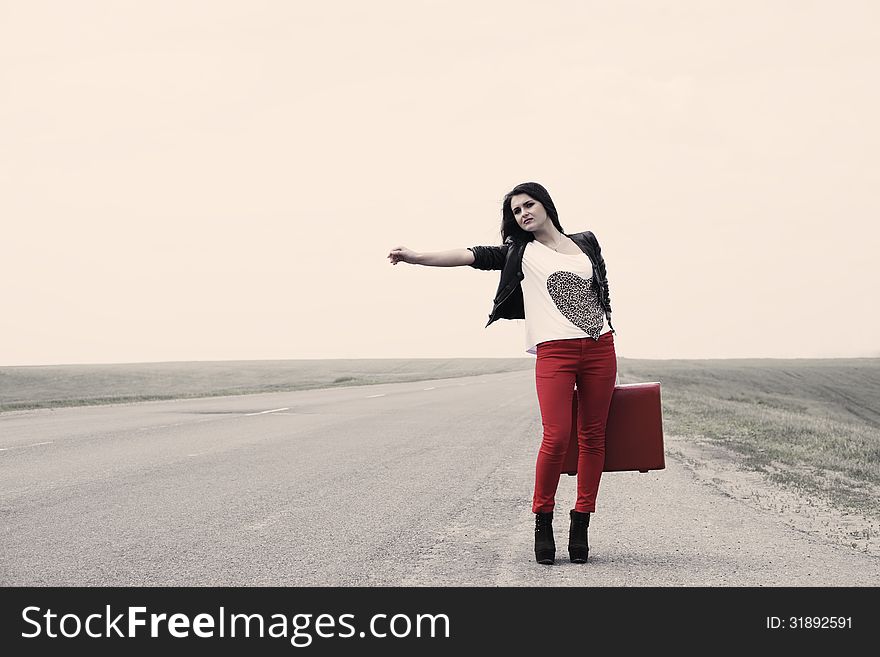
[3, 354, 879, 368]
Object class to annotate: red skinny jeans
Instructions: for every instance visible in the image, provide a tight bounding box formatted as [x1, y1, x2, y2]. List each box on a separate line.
[532, 332, 617, 514]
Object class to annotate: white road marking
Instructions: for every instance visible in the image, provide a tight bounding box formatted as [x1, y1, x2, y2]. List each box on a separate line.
[245, 407, 290, 416]
[0, 441, 53, 451]
[366, 394, 385, 398]
[423, 387, 436, 390]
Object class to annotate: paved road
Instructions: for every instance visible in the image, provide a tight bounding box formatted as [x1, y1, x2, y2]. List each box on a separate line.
[1, 371, 877, 586]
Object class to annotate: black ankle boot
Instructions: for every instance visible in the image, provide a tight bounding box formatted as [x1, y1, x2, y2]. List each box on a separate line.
[568, 510, 590, 563]
[534, 512, 555, 565]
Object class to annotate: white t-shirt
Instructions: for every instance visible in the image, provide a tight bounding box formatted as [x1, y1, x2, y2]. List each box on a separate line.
[521, 239, 612, 355]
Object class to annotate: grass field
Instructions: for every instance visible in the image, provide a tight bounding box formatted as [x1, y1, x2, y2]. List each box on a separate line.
[0, 358, 535, 412]
[3, 356, 878, 519]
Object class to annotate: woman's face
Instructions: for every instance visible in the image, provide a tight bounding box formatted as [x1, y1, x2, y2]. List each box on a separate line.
[510, 193, 551, 232]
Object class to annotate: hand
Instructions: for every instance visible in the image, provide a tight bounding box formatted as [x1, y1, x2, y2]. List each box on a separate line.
[387, 246, 419, 265]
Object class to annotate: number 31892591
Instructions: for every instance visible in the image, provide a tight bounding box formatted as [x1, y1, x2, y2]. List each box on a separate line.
[767, 617, 852, 629]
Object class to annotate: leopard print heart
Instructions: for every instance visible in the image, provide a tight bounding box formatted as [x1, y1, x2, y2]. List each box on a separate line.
[546, 271, 604, 338]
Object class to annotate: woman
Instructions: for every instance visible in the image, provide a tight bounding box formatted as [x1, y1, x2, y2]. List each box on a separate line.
[387, 181, 618, 565]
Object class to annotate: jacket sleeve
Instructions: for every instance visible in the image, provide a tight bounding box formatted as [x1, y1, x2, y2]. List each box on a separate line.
[589, 232, 612, 313]
[466, 244, 507, 271]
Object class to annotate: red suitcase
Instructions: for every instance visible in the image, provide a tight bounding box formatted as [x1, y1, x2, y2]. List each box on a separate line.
[563, 382, 665, 475]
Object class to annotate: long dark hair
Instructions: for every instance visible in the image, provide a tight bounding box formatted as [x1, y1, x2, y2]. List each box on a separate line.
[501, 182, 565, 243]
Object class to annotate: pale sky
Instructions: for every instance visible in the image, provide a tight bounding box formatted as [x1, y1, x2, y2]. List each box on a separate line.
[2, 0, 878, 366]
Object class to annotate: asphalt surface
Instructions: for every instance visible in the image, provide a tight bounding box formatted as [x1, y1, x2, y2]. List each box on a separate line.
[1, 370, 877, 586]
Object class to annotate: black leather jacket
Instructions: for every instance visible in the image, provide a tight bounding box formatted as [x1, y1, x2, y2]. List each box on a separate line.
[467, 231, 615, 332]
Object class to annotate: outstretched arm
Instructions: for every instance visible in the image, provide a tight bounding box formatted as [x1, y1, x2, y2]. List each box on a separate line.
[387, 246, 475, 267]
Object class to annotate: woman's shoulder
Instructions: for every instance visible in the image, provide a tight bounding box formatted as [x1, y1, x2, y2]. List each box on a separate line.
[567, 230, 598, 243]
[504, 235, 531, 249]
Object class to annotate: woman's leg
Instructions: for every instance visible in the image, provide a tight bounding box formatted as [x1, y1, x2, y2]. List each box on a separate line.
[532, 340, 579, 514]
[573, 332, 617, 513]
